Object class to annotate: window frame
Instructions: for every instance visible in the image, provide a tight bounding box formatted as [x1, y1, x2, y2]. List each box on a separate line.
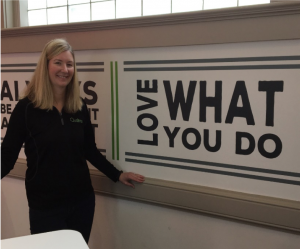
[26, 0, 272, 27]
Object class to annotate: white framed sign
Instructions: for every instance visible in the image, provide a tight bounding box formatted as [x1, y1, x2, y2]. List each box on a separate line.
[2, 40, 300, 201]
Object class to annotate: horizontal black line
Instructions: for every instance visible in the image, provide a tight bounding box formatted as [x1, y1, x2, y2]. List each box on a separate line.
[77, 69, 104, 72]
[1, 62, 104, 67]
[1, 69, 35, 72]
[1, 63, 37, 67]
[125, 152, 300, 177]
[76, 62, 104, 66]
[125, 158, 300, 186]
[124, 56, 300, 65]
[2, 68, 104, 73]
[124, 64, 300, 71]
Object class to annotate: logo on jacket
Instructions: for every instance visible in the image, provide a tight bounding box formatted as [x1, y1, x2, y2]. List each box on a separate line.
[70, 117, 83, 123]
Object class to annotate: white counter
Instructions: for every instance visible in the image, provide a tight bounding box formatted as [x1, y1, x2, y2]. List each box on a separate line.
[1, 230, 89, 249]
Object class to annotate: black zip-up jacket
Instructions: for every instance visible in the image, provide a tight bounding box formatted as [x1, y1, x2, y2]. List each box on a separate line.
[1, 97, 122, 210]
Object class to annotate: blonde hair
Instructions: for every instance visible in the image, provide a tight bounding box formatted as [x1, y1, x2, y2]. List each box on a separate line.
[23, 38, 82, 113]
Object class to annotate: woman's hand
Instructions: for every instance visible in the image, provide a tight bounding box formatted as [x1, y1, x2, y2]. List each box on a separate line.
[119, 172, 145, 188]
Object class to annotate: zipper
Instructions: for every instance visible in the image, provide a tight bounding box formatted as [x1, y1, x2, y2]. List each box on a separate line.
[59, 112, 64, 125]
[53, 107, 64, 125]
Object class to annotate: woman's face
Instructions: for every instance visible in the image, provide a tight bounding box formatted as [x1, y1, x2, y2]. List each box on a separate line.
[48, 50, 75, 90]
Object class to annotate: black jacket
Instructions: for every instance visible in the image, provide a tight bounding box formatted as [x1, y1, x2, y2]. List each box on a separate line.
[1, 97, 122, 209]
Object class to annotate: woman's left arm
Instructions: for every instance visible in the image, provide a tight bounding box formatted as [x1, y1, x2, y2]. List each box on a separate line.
[82, 101, 145, 186]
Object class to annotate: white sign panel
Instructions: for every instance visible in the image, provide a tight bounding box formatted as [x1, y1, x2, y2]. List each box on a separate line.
[1, 40, 300, 201]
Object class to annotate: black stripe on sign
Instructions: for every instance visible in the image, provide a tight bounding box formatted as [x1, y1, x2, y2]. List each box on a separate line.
[77, 68, 104, 72]
[125, 152, 300, 177]
[125, 158, 300, 186]
[1, 69, 35, 72]
[124, 56, 300, 65]
[76, 62, 104, 66]
[1, 63, 37, 67]
[124, 64, 300, 71]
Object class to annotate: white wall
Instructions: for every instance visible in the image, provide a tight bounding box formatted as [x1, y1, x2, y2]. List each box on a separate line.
[1, 177, 30, 238]
[2, 176, 300, 249]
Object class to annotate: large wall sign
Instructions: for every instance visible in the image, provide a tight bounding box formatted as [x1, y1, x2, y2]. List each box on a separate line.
[1, 40, 300, 201]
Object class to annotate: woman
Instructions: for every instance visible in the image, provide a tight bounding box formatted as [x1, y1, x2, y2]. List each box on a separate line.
[1, 38, 145, 243]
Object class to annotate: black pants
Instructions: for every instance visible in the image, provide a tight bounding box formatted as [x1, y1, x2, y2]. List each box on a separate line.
[29, 193, 95, 243]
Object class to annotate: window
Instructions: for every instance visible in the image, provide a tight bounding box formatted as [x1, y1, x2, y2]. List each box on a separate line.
[143, 0, 171, 16]
[116, 0, 141, 19]
[27, 0, 271, 26]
